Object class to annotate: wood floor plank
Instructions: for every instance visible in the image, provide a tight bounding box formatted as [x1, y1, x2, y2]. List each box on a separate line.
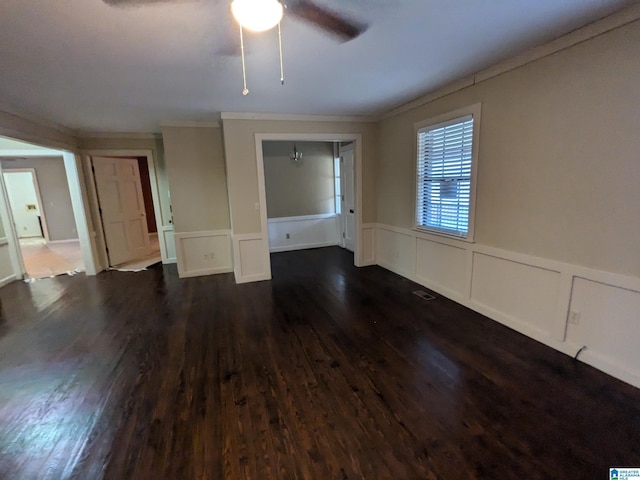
[0, 247, 638, 479]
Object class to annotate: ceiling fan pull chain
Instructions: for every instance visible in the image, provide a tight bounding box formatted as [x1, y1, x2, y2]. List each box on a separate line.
[239, 24, 249, 96]
[278, 21, 284, 85]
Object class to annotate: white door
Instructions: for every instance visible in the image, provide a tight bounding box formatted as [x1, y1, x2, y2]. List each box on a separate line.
[3, 170, 44, 239]
[340, 144, 355, 252]
[92, 157, 151, 266]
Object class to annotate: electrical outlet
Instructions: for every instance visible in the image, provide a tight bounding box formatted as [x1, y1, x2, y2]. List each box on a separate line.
[204, 252, 216, 260]
[286, 233, 290, 239]
[569, 311, 581, 325]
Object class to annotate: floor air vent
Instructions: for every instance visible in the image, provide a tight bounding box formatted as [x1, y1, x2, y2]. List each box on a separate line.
[413, 290, 435, 301]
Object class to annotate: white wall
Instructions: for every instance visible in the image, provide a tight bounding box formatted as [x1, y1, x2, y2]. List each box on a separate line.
[2, 157, 78, 241]
[4, 171, 41, 238]
[374, 18, 640, 388]
[268, 214, 339, 253]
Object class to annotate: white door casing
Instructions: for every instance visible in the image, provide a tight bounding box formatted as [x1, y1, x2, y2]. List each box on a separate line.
[340, 144, 355, 252]
[250, 132, 364, 284]
[92, 156, 151, 266]
[0, 147, 99, 279]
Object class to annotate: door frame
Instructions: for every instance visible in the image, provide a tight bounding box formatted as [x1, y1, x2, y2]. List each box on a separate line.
[0, 151, 98, 279]
[82, 149, 168, 269]
[3, 168, 50, 242]
[338, 142, 355, 252]
[254, 133, 364, 268]
[0, 164, 27, 279]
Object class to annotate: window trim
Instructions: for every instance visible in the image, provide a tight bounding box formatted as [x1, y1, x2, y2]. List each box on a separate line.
[413, 103, 481, 242]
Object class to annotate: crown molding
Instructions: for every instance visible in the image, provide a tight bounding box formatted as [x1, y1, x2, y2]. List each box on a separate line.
[380, 3, 640, 120]
[159, 121, 221, 129]
[380, 76, 476, 121]
[220, 112, 376, 123]
[0, 104, 77, 137]
[76, 132, 162, 139]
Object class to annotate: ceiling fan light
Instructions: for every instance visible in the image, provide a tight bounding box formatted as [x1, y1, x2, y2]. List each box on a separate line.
[231, 0, 283, 32]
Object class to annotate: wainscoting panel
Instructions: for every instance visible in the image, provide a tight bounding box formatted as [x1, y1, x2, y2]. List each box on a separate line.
[267, 214, 339, 253]
[566, 277, 640, 384]
[160, 225, 177, 264]
[233, 234, 271, 284]
[376, 226, 416, 278]
[471, 253, 561, 338]
[174, 230, 232, 278]
[360, 224, 376, 266]
[373, 223, 640, 388]
[415, 237, 467, 298]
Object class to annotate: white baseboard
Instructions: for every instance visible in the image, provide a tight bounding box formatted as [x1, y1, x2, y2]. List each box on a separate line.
[177, 265, 233, 278]
[0, 274, 17, 288]
[47, 238, 80, 244]
[270, 241, 338, 253]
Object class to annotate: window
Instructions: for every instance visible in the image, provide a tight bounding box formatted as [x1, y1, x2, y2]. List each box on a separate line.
[415, 105, 480, 240]
[334, 155, 341, 214]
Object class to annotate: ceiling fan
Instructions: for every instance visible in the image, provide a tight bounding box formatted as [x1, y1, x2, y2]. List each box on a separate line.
[102, 0, 367, 42]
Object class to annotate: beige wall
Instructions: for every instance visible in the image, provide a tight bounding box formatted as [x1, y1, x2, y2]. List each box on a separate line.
[222, 119, 376, 234]
[2, 157, 78, 241]
[263, 141, 335, 218]
[376, 19, 640, 278]
[78, 136, 172, 227]
[161, 126, 230, 232]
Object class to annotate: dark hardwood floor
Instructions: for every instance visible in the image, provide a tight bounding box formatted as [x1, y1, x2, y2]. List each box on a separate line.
[0, 246, 638, 479]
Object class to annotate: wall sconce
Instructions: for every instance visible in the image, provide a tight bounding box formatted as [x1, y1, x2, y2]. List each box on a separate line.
[290, 144, 303, 165]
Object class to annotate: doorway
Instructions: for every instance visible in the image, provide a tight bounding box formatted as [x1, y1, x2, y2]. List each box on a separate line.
[254, 133, 363, 282]
[262, 140, 345, 255]
[90, 156, 162, 270]
[0, 157, 85, 279]
[339, 142, 355, 252]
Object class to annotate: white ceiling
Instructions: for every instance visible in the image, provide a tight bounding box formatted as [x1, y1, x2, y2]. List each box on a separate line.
[0, 0, 634, 133]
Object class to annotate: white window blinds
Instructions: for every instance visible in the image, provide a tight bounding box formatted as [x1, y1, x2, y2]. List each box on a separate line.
[416, 114, 474, 237]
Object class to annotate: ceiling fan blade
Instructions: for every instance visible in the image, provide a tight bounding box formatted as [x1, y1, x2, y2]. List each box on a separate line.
[286, 0, 367, 42]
